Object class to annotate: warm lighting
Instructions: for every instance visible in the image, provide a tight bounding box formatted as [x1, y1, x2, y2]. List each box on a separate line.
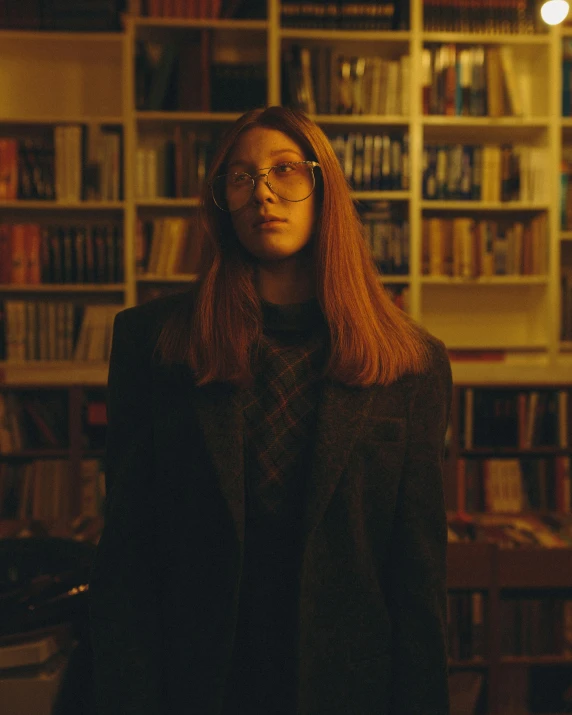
[540, 0, 569, 24]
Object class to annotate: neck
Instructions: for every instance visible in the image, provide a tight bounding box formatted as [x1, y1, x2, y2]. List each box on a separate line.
[255, 256, 315, 305]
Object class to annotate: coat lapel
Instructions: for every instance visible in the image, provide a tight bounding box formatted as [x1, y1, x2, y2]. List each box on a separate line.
[302, 380, 376, 545]
[192, 381, 246, 545]
[190, 374, 376, 553]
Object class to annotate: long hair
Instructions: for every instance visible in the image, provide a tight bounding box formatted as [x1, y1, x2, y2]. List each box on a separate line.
[155, 106, 431, 387]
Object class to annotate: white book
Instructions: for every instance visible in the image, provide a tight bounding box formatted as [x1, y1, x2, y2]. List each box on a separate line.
[499, 46, 523, 117]
[135, 147, 147, 199]
[384, 61, 399, 116]
[369, 57, 383, 116]
[399, 54, 410, 116]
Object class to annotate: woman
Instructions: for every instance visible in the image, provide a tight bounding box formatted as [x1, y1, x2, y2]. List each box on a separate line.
[89, 106, 452, 715]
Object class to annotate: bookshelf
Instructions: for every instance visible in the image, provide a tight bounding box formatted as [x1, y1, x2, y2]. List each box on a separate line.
[1, 2, 572, 712]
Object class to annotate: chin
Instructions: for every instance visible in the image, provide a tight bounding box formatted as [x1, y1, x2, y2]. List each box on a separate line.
[249, 240, 310, 263]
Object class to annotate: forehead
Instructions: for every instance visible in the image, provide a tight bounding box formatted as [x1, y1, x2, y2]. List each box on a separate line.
[226, 126, 305, 167]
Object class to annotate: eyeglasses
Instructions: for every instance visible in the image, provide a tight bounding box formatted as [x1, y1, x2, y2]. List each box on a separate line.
[210, 161, 320, 212]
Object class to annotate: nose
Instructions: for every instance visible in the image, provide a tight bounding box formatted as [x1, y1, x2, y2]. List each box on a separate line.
[251, 172, 277, 204]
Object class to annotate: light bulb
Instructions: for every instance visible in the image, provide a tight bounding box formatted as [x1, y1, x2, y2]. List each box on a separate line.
[541, 0, 570, 24]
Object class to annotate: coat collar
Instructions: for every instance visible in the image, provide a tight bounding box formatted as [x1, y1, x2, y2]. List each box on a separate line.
[191, 376, 376, 549]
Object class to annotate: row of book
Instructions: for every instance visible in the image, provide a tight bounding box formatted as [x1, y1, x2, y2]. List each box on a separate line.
[501, 597, 572, 657]
[135, 129, 216, 199]
[282, 45, 409, 116]
[136, 217, 201, 276]
[0, 300, 120, 362]
[456, 457, 572, 515]
[330, 132, 409, 192]
[460, 388, 571, 450]
[0, 223, 124, 285]
[135, 39, 266, 112]
[422, 144, 547, 203]
[563, 269, 572, 342]
[0, 391, 68, 451]
[132, 0, 266, 18]
[448, 591, 486, 661]
[0, 458, 105, 522]
[360, 207, 409, 275]
[0, 127, 122, 203]
[421, 216, 547, 278]
[0, 0, 123, 31]
[562, 39, 572, 117]
[447, 513, 572, 548]
[422, 44, 526, 117]
[423, 0, 540, 34]
[280, 1, 409, 30]
[136, 0, 248, 17]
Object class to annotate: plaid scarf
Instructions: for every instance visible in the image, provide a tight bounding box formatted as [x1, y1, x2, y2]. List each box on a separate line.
[242, 297, 327, 523]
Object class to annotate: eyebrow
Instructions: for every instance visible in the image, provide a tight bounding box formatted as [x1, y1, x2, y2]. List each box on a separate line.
[227, 149, 304, 170]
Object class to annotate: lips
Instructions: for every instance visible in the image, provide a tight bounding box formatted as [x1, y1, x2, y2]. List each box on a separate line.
[253, 215, 287, 227]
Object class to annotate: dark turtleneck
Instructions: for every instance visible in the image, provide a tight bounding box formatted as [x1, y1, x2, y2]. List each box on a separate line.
[221, 297, 327, 715]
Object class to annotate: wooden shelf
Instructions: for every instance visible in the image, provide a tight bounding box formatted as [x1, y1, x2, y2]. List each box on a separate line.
[498, 548, 572, 590]
[0, 116, 124, 125]
[136, 198, 200, 207]
[0, 201, 125, 210]
[0, 362, 108, 386]
[422, 31, 550, 44]
[421, 201, 550, 211]
[280, 28, 411, 42]
[0, 30, 123, 42]
[423, 116, 550, 127]
[447, 542, 494, 589]
[351, 190, 410, 200]
[315, 114, 409, 125]
[136, 111, 242, 122]
[0, 284, 125, 293]
[132, 17, 268, 30]
[137, 274, 198, 283]
[421, 276, 549, 285]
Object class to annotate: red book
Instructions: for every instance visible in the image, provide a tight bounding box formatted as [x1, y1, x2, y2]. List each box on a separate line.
[0, 139, 19, 201]
[25, 224, 41, 284]
[10, 224, 27, 284]
[0, 225, 12, 283]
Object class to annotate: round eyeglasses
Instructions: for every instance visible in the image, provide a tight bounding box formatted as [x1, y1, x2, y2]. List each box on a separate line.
[210, 161, 320, 212]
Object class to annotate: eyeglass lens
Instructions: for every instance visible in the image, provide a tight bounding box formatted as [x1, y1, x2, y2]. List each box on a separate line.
[212, 163, 316, 212]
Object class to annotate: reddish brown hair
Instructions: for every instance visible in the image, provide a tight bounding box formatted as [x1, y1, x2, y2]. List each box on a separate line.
[155, 106, 431, 387]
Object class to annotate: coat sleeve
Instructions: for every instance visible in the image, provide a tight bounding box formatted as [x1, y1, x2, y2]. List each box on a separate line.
[89, 309, 163, 715]
[386, 338, 452, 715]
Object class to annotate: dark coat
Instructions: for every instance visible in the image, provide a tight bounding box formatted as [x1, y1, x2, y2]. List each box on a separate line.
[88, 289, 452, 715]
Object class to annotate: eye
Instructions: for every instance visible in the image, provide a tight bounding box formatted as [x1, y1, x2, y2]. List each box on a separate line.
[229, 172, 250, 185]
[274, 163, 295, 173]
